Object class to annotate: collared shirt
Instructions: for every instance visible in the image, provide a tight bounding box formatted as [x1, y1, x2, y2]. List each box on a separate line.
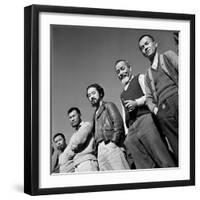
[151, 52, 159, 70]
[76, 121, 84, 131]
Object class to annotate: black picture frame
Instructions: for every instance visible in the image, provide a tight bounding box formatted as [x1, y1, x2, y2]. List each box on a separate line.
[24, 4, 195, 196]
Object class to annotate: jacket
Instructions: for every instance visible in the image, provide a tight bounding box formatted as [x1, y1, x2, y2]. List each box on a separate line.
[94, 101, 125, 146]
[145, 50, 178, 112]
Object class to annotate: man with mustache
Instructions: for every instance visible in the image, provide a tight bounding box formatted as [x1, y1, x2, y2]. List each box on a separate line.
[115, 59, 175, 169]
[138, 34, 178, 164]
[86, 83, 130, 171]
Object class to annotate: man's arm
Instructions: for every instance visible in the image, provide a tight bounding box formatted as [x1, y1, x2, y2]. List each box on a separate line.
[106, 102, 125, 145]
[51, 149, 60, 173]
[165, 50, 178, 72]
[121, 101, 128, 135]
[70, 122, 93, 152]
[135, 74, 146, 106]
[144, 73, 158, 114]
[59, 139, 75, 165]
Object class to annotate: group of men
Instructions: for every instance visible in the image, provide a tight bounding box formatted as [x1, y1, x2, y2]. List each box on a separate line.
[52, 34, 179, 173]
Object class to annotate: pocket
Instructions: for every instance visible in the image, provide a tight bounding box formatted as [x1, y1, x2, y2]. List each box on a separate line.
[158, 102, 172, 118]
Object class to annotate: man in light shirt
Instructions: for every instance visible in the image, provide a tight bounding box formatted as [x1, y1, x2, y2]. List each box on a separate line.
[59, 107, 98, 173]
[114, 59, 175, 169]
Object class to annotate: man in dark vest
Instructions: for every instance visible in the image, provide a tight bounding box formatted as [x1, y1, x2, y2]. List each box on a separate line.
[138, 34, 178, 164]
[114, 59, 175, 169]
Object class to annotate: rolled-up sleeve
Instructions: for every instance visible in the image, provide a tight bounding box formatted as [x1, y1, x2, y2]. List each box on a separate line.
[135, 74, 146, 106]
[71, 122, 93, 152]
[144, 73, 157, 112]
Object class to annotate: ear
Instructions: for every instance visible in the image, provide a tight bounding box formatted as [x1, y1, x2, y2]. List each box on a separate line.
[155, 42, 158, 48]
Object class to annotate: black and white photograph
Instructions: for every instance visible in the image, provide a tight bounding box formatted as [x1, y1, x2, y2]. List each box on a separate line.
[1, 0, 200, 199]
[51, 25, 179, 174]
[24, 4, 195, 195]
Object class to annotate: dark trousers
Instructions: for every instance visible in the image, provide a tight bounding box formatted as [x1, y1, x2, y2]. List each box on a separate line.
[124, 113, 175, 169]
[157, 93, 178, 164]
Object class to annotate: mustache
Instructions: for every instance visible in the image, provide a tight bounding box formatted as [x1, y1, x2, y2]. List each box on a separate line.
[145, 48, 151, 54]
[119, 73, 129, 80]
[90, 97, 97, 102]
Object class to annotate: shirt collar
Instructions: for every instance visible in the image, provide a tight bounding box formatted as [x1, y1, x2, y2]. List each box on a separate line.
[76, 121, 84, 130]
[124, 75, 134, 91]
[151, 52, 159, 70]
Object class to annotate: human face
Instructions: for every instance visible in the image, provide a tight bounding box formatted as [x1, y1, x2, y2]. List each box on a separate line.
[68, 110, 81, 128]
[87, 87, 101, 107]
[54, 135, 66, 151]
[139, 36, 157, 59]
[115, 61, 132, 85]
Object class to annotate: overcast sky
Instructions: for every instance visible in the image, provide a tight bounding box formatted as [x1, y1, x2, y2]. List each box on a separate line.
[51, 25, 178, 144]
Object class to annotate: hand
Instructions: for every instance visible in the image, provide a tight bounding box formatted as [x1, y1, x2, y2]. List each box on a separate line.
[124, 100, 137, 112]
[71, 144, 76, 151]
[153, 107, 158, 115]
[67, 149, 75, 160]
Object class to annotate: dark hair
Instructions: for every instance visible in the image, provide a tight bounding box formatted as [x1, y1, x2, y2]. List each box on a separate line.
[138, 34, 155, 43]
[86, 83, 104, 99]
[53, 133, 65, 142]
[67, 107, 81, 115]
[114, 59, 130, 68]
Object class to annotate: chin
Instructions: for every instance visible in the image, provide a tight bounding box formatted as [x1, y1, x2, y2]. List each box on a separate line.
[72, 123, 78, 128]
[91, 103, 97, 107]
[121, 77, 129, 85]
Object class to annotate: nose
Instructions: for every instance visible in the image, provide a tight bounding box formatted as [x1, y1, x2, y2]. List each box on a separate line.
[144, 45, 147, 51]
[89, 94, 94, 100]
[118, 69, 123, 78]
[144, 44, 149, 52]
[57, 142, 61, 146]
[71, 117, 75, 122]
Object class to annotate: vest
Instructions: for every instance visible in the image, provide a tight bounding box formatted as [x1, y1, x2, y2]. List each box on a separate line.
[146, 53, 178, 104]
[120, 74, 150, 128]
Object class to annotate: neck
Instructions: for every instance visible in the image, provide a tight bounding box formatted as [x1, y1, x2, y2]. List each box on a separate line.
[61, 144, 67, 152]
[123, 75, 133, 88]
[149, 51, 157, 65]
[96, 100, 103, 111]
[74, 121, 82, 131]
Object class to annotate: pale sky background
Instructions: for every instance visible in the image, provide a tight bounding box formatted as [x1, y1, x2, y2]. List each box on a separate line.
[51, 25, 178, 144]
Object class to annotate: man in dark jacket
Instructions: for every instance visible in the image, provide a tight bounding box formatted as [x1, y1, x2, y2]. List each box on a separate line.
[115, 59, 176, 169]
[86, 83, 130, 171]
[138, 34, 179, 164]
